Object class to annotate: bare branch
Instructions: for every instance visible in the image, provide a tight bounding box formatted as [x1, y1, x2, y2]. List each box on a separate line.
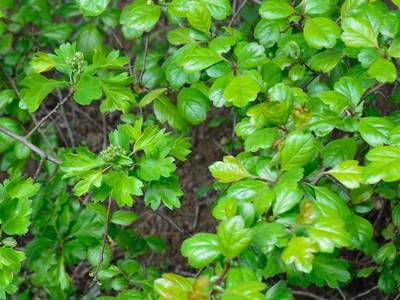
[0, 125, 60, 165]
[228, 0, 249, 26]
[26, 91, 72, 139]
[139, 34, 149, 84]
[91, 197, 112, 285]
[292, 290, 328, 300]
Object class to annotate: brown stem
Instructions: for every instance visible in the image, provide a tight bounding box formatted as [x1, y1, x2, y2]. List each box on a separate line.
[228, 0, 249, 26]
[91, 197, 112, 285]
[26, 91, 72, 139]
[211, 260, 231, 295]
[0, 125, 60, 164]
[33, 157, 46, 181]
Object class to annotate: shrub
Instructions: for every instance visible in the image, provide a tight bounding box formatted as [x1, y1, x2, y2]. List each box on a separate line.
[0, 0, 399, 299]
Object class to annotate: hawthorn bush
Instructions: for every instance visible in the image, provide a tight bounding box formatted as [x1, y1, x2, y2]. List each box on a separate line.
[0, 0, 399, 299]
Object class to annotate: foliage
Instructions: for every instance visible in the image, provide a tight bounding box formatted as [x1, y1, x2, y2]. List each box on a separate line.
[0, 0, 399, 299]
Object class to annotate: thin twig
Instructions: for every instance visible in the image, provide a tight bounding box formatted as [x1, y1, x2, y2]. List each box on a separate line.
[26, 91, 72, 139]
[148, 207, 188, 236]
[337, 288, 347, 300]
[91, 197, 112, 285]
[1, 68, 57, 155]
[33, 157, 46, 182]
[57, 89, 75, 147]
[139, 35, 149, 84]
[292, 290, 328, 300]
[349, 286, 378, 300]
[228, 0, 249, 26]
[211, 260, 231, 295]
[0, 125, 60, 164]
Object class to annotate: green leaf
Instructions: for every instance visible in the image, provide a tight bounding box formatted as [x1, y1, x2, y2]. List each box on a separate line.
[359, 117, 395, 147]
[217, 216, 253, 258]
[374, 242, 396, 264]
[234, 42, 266, 69]
[281, 237, 316, 273]
[223, 76, 260, 107]
[280, 132, 317, 171]
[308, 218, 352, 252]
[244, 128, 279, 152]
[252, 222, 289, 254]
[334, 76, 364, 107]
[222, 281, 267, 300]
[0, 247, 25, 291]
[254, 19, 282, 48]
[181, 233, 221, 268]
[348, 214, 373, 249]
[167, 27, 209, 45]
[177, 87, 209, 125]
[107, 172, 143, 207]
[228, 180, 275, 216]
[181, 47, 223, 73]
[341, 17, 378, 48]
[392, 204, 400, 226]
[76, 24, 104, 60]
[273, 182, 302, 216]
[101, 82, 136, 113]
[362, 146, 400, 184]
[5, 178, 40, 200]
[154, 273, 194, 300]
[304, 17, 341, 49]
[321, 137, 357, 168]
[200, 0, 231, 20]
[187, 1, 211, 33]
[111, 210, 138, 226]
[265, 281, 293, 300]
[144, 176, 183, 210]
[368, 58, 397, 83]
[313, 186, 351, 220]
[327, 160, 363, 189]
[304, 0, 337, 16]
[74, 75, 102, 105]
[154, 95, 188, 132]
[76, 0, 110, 16]
[31, 52, 56, 73]
[309, 254, 351, 288]
[73, 170, 103, 196]
[120, 0, 161, 39]
[61, 147, 104, 174]
[259, 1, 295, 20]
[388, 38, 400, 58]
[0, 195, 32, 235]
[20, 73, 65, 112]
[139, 88, 167, 107]
[209, 156, 251, 183]
[138, 155, 176, 181]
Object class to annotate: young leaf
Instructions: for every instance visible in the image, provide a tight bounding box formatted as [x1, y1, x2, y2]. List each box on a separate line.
[217, 216, 253, 258]
[107, 172, 143, 207]
[362, 146, 400, 184]
[368, 58, 397, 83]
[209, 156, 251, 183]
[20, 73, 65, 112]
[327, 160, 363, 189]
[341, 17, 378, 48]
[223, 76, 260, 107]
[282, 237, 316, 273]
[181, 233, 222, 268]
